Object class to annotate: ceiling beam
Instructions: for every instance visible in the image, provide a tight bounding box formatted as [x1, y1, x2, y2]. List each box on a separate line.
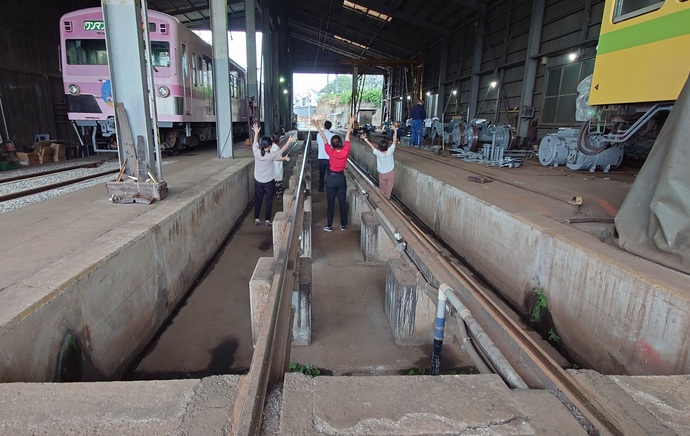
[287, 19, 407, 59]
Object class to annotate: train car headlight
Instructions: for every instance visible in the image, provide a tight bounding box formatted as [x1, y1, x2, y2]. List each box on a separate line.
[157, 86, 170, 98]
[68, 84, 80, 95]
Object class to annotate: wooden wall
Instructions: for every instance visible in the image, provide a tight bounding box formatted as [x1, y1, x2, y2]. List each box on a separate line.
[0, 0, 98, 149]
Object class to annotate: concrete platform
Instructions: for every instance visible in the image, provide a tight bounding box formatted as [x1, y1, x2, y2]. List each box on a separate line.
[1, 371, 687, 434]
[349, 139, 690, 375]
[1, 133, 689, 434]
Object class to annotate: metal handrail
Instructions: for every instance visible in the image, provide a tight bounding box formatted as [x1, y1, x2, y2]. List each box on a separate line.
[233, 133, 311, 435]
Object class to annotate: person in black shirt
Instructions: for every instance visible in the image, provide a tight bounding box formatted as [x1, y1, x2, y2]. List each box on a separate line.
[410, 100, 426, 146]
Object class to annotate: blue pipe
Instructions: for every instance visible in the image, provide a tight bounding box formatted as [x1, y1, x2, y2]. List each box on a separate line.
[431, 288, 448, 375]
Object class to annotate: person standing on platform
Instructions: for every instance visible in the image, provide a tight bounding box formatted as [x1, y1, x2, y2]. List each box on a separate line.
[312, 115, 356, 232]
[410, 100, 426, 147]
[251, 124, 293, 227]
[316, 120, 335, 192]
[271, 132, 292, 199]
[361, 124, 398, 199]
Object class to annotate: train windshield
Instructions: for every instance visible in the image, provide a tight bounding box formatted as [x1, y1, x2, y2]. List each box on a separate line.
[65, 39, 107, 65]
[613, 0, 664, 22]
[65, 39, 171, 67]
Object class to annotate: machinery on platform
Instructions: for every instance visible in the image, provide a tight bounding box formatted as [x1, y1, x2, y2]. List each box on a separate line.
[538, 0, 690, 171]
[430, 118, 521, 166]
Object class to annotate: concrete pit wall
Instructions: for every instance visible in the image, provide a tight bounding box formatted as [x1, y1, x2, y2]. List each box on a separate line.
[0, 158, 254, 382]
[349, 141, 690, 375]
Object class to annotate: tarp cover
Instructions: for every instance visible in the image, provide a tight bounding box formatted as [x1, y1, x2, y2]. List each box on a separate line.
[615, 75, 690, 275]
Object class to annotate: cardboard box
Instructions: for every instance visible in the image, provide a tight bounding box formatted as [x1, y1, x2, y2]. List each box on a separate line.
[16, 152, 40, 166]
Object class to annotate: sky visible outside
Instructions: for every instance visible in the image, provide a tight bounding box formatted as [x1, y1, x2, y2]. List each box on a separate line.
[194, 30, 330, 95]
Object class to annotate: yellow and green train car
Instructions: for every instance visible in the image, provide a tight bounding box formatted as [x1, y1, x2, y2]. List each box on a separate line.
[589, 0, 690, 106]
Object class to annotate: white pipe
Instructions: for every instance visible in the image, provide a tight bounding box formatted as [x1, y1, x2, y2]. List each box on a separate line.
[439, 283, 528, 389]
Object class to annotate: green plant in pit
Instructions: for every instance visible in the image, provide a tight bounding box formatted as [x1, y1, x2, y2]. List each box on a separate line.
[407, 367, 428, 375]
[531, 288, 548, 322]
[289, 360, 320, 377]
[548, 328, 560, 343]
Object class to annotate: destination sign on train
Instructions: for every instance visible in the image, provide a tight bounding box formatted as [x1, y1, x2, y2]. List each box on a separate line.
[83, 20, 105, 31]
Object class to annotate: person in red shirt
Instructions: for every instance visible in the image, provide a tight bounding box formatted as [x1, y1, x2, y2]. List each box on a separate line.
[313, 115, 356, 231]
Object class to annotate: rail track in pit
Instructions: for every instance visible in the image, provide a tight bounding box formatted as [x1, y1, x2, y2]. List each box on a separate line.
[344, 156, 627, 436]
[234, 138, 627, 434]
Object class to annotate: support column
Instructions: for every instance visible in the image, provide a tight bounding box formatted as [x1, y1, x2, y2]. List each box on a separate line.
[211, 0, 234, 158]
[468, 7, 486, 120]
[245, 0, 259, 124]
[102, 0, 155, 176]
[262, 3, 274, 136]
[437, 32, 449, 119]
[519, 0, 545, 137]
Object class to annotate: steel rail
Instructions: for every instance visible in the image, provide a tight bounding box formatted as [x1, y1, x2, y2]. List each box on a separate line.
[0, 168, 119, 203]
[0, 160, 110, 184]
[345, 159, 625, 436]
[232, 135, 310, 435]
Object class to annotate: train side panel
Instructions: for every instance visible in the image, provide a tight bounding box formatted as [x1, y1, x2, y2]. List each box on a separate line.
[589, 1, 690, 105]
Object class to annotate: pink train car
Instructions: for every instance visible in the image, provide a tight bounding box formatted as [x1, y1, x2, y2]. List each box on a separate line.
[60, 7, 251, 153]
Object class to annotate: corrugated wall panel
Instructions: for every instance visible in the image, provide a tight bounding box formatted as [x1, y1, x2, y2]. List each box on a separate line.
[0, 0, 97, 148]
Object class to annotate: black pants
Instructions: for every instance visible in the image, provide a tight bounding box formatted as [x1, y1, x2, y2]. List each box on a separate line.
[326, 171, 347, 227]
[254, 179, 275, 221]
[318, 159, 329, 190]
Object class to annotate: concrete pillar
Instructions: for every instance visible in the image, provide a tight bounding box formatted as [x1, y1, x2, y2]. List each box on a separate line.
[272, 211, 289, 256]
[292, 259, 312, 345]
[210, 0, 234, 158]
[102, 0, 155, 177]
[360, 212, 401, 263]
[347, 186, 368, 227]
[301, 210, 312, 259]
[249, 257, 277, 346]
[385, 259, 436, 345]
[282, 188, 295, 213]
[245, 0, 259, 112]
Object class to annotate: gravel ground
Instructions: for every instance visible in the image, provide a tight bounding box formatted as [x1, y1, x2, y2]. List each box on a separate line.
[0, 159, 172, 214]
[260, 383, 283, 436]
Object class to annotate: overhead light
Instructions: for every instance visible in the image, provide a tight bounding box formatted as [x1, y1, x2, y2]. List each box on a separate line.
[279, 77, 285, 83]
[568, 52, 578, 61]
[426, 91, 430, 96]
[283, 89, 288, 94]
[452, 89, 457, 95]
[490, 81, 498, 88]
[406, 95, 411, 100]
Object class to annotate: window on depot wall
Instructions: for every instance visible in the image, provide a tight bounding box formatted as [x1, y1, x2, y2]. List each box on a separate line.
[541, 58, 594, 125]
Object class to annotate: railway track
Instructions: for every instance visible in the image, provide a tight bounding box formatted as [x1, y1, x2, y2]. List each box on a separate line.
[198, 140, 626, 434]
[0, 161, 119, 204]
[345, 157, 626, 435]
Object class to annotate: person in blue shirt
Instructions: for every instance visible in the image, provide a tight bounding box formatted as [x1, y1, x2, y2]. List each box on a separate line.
[410, 100, 426, 146]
